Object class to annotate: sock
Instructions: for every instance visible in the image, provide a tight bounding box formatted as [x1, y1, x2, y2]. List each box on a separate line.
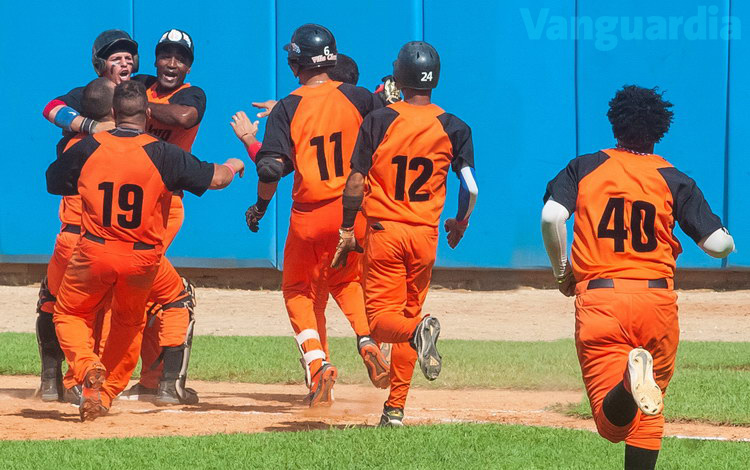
[603, 381, 638, 426]
[624, 444, 659, 470]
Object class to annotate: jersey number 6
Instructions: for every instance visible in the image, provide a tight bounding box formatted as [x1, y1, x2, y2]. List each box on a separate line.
[98, 182, 144, 229]
[597, 197, 657, 253]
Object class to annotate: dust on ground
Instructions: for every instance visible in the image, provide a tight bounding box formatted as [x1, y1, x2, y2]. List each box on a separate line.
[1, 376, 748, 442]
[2, 285, 749, 341]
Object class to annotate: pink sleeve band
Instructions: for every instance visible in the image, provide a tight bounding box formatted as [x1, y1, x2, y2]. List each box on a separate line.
[222, 163, 236, 177]
[247, 141, 262, 162]
[43, 99, 66, 119]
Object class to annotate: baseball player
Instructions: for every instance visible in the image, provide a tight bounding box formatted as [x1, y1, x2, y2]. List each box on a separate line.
[120, 28, 207, 406]
[332, 41, 478, 427]
[246, 23, 390, 406]
[37, 77, 117, 404]
[541, 85, 734, 469]
[36, 29, 139, 399]
[46, 80, 244, 422]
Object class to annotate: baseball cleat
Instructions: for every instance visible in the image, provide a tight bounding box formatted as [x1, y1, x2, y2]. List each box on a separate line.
[358, 336, 390, 389]
[63, 385, 82, 405]
[627, 348, 663, 416]
[413, 316, 442, 381]
[379, 405, 404, 427]
[155, 380, 199, 406]
[307, 362, 337, 407]
[119, 383, 158, 402]
[80, 363, 108, 422]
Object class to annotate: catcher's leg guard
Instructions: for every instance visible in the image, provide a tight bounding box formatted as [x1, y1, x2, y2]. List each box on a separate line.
[36, 278, 64, 401]
[155, 279, 197, 405]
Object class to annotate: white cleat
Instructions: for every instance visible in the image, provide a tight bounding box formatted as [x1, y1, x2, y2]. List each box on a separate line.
[627, 348, 663, 416]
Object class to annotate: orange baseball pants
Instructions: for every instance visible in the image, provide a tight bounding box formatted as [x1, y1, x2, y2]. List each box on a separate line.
[282, 198, 369, 377]
[43, 228, 111, 390]
[53, 236, 161, 408]
[363, 220, 438, 410]
[138, 195, 187, 388]
[575, 278, 679, 451]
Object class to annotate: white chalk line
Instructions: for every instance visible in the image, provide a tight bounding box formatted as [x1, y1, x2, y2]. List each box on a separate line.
[121, 406, 750, 442]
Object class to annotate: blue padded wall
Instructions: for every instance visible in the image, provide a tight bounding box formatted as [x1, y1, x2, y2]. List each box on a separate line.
[3, 0, 742, 269]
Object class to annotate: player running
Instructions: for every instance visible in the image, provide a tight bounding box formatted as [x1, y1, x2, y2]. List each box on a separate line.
[246, 24, 389, 406]
[541, 85, 734, 470]
[332, 41, 478, 426]
[46, 80, 244, 422]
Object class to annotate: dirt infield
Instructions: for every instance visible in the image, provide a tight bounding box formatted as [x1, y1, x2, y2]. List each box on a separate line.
[2, 376, 749, 442]
[3, 286, 749, 442]
[2, 285, 750, 341]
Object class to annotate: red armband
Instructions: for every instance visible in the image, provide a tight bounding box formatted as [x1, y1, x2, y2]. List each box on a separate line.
[43, 99, 66, 119]
[247, 141, 262, 162]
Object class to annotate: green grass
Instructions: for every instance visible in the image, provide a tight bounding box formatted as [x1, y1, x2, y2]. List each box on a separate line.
[0, 423, 747, 470]
[0, 333, 583, 389]
[4, 333, 750, 425]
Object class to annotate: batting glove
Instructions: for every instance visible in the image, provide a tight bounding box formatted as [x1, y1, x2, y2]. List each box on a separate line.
[245, 205, 265, 233]
[444, 218, 468, 249]
[330, 227, 363, 268]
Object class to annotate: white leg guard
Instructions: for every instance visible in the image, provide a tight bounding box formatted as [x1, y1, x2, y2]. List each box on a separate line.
[295, 329, 326, 388]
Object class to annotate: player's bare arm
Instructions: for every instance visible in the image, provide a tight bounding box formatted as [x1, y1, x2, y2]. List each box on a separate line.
[148, 102, 199, 128]
[230, 111, 261, 161]
[252, 100, 278, 118]
[331, 171, 365, 268]
[209, 158, 245, 189]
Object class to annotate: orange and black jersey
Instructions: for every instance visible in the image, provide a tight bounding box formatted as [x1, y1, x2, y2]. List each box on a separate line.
[351, 101, 474, 227]
[257, 80, 381, 204]
[57, 134, 85, 227]
[544, 148, 724, 281]
[46, 128, 214, 246]
[145, 80, 206, 152]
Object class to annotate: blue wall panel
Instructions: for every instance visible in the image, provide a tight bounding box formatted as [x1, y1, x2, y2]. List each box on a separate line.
[425, 0, 576, 267]
[0, 3, 132, 262]
[727, 1, 748, 266]
[2, 0, 742, 269]
[576, 1, 730, 267]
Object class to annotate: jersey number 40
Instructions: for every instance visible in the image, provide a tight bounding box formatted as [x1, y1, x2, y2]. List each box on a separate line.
[597, 197, 657, 253]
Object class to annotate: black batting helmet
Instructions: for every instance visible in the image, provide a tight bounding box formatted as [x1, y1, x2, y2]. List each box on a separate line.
[393, 41, 440, 90]
[156, 29, 194, 64]
[284, 24, 337, 70]
[92, 29, 139, 76]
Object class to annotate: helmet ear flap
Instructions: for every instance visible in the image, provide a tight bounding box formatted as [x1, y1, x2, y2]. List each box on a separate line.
[132, 53, 139, 74]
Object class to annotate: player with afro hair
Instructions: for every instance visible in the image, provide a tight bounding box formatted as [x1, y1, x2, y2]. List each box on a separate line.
[607, 85, 674, 154]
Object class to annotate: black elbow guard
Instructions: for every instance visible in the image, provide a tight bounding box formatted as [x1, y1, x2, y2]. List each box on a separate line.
[256, 157, 285, 183]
